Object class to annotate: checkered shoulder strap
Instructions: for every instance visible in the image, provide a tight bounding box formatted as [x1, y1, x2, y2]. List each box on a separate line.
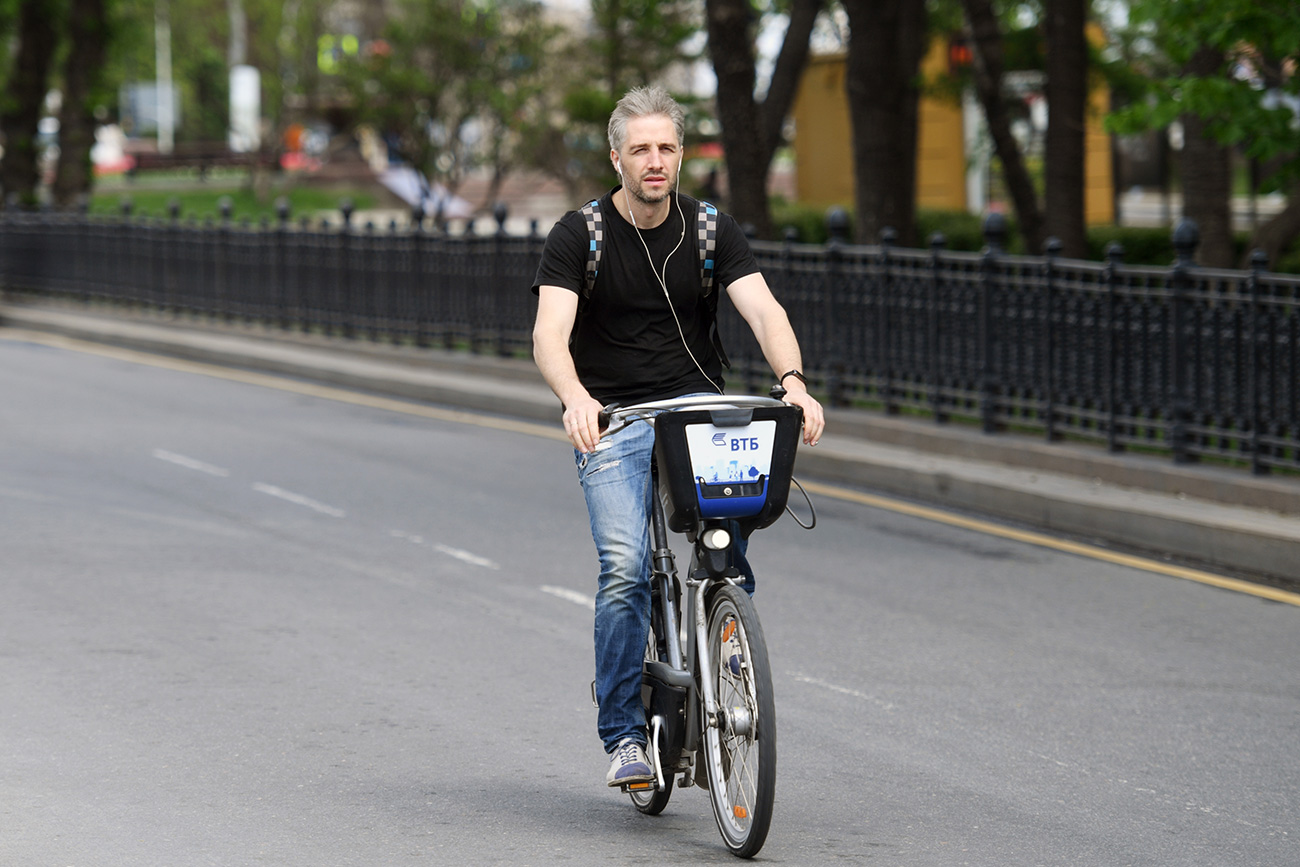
[697, 199, 718, 297]
[580, 199, 602, 299]
[581, 197, 715, 299]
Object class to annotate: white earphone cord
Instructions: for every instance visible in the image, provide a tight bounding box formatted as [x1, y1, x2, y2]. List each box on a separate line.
[621, 155, 723, 395]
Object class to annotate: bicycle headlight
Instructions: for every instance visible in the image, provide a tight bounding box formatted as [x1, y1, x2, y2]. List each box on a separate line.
[701, 527, 731, 551]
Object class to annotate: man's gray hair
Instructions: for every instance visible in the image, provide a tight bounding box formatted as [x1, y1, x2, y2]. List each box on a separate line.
[608, 85, 686, 153]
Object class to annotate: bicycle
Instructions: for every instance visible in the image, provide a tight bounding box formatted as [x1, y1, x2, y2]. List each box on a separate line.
[597, 387, 815, 858]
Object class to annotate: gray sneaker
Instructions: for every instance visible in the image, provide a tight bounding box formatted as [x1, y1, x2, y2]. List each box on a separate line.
[606, 738, 653, 787]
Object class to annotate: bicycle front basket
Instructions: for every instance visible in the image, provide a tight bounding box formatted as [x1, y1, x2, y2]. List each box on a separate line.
[653, 404, 803, 535]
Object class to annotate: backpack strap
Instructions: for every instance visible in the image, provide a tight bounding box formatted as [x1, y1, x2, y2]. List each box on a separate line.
[581, 196, 716, 299]
[580, 199, 603, 299]
[697, 200, 718, 297]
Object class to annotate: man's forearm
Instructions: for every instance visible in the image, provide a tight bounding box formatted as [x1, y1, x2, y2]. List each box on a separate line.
[533, 335, 591, 410]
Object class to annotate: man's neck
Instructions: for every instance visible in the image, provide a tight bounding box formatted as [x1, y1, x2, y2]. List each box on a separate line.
[613, 187, 673, 230]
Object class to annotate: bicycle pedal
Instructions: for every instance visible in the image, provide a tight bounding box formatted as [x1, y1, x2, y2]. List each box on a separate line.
[621, 780, 655, 792]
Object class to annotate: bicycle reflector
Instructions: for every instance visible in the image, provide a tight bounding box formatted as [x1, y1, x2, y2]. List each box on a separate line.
[654, 405, 803, 536]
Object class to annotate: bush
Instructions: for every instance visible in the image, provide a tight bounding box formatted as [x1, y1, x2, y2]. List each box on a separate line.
[769, 201, 848, 245]
[1085, 225, 1173, 265]
[916, 209, 1016, 252]
[766, 203, 1300, 273]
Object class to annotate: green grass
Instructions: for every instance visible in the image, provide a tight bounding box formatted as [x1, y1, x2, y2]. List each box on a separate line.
[89, 182, 379, 223]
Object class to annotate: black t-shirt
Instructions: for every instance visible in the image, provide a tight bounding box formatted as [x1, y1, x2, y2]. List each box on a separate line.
[531, 189, 760, 405]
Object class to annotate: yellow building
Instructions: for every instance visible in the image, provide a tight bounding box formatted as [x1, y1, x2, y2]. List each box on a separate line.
[791, 39, 1115, 225]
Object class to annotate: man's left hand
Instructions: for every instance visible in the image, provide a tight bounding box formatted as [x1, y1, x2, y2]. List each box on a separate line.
[782, 387, 824, 446]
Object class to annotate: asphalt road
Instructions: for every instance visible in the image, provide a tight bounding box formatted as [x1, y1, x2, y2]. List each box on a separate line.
[2, 334, 1297, 866]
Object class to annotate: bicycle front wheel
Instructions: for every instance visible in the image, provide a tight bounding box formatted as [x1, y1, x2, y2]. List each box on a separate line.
[701, 585, 776, 858]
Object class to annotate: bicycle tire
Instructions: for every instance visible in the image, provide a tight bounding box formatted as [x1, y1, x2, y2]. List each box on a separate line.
[630, 633, 673, 815]
[701, 585, 776, 858]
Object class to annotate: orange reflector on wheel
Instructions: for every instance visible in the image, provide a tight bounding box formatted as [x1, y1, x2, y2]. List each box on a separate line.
[723, 621, 736, 641]
[733, 805, 748, 819]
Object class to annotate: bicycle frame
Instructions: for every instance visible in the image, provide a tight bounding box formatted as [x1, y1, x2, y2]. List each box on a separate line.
[602, 394, 792, 790]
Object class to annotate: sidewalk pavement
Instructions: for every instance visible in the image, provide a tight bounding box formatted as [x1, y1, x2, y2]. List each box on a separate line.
[3, 300, 1298, 586]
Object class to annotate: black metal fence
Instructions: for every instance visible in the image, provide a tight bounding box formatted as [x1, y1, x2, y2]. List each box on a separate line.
[2, 204, 1296, 475]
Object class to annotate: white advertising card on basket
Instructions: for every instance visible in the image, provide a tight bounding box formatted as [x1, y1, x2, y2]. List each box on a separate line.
[684, 420, 777, 484]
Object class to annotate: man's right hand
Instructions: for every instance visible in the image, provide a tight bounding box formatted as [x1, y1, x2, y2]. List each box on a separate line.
[562, 395, 607, 454]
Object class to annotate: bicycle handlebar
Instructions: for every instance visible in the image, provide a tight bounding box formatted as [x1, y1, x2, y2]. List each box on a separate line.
[598, 392, 791, 438]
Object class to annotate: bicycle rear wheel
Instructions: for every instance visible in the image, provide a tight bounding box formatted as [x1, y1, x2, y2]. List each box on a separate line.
[701, 585, 776, 858]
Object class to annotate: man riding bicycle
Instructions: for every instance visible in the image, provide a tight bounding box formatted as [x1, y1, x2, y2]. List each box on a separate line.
[531, 85, 825, 789]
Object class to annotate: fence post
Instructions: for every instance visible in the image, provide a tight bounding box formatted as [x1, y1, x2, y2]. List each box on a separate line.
[298, 215, 314, 332]
[927, 231, 947, 422]
[1042, 236, 1062, 441]
[466, 215, 484, 354]
[0, 199, 9, 294]
[1169, 218, 1199, 464]
[1247, 248, 1270, 475]
[877, 226, 896, 414]
[1104, 242, 1125, 452]
[411, 203, 429, 348]
[979, 213, 1007, 433]
[163, 199, 180, 313]
[275, 198, 291, 329]
[340, 198, 355, 339]
[217, 196, 232, 322]
[494, 201, 510, 357]
[119, 198, 134, 306]
[364, 219, 379, 340]
[824, 208, 849, 407]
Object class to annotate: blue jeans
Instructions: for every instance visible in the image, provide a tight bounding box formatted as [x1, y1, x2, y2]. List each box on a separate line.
[576, 405, 753, 753]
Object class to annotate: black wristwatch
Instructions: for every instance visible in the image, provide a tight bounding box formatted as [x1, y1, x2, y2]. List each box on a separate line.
[779, 369, 807, 387]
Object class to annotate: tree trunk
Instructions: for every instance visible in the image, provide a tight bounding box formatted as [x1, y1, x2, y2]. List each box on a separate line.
[0, 0, 61, 207]
[961, 0, 1045, 253]
[707, 0, 823, 239]
[843, 0, 927, 246]
[1180, 47, 1234, 268]
[757, 0, 823, 165]
[52, 0, 109, 208]
[707, 0, 765, 234]
[1244, 181, 1300, 269]
[1043, 0, 1087, 258]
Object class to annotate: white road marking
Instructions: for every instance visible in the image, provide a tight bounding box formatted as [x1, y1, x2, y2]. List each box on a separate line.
[791, 673, 896, 711]
[433, 543, 499, 570]
[391, 530, 500, 570]
[252, 483, 346, 517]
[153, 449, 230, 477]
[18, 329, 1295, 608]
[541, 585, 596, 611]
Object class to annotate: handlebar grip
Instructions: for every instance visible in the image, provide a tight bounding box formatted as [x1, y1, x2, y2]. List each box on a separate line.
[597, 402, 620, 432]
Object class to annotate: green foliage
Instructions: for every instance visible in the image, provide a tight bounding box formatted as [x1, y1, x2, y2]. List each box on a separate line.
[918, 209, 1006, 252]
[769, 205, 1019, 251]
[88, 182, 376, 221]
[0, 0, 19, 92]
[1083, 224, 1174, 265]
[335, 0, 561, 190]
[1106, 0, 1300, 193]
[587, 0, 700, 96]
[766, 203, 1300, 273]
[770, 200, 841, 244]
